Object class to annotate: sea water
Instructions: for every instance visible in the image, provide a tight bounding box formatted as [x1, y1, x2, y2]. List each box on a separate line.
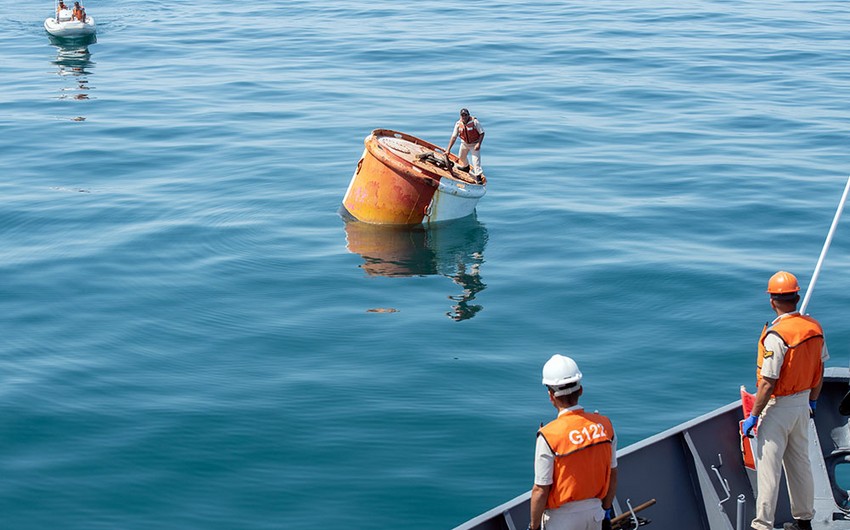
[2, 1, 850, 528]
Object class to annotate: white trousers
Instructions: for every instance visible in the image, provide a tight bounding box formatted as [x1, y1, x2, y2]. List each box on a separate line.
[751, 392, 814, 530]
[458, 141, 483, 176]
[542, 499, 604, 530]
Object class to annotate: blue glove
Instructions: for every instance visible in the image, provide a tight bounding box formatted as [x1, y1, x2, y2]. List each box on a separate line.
[743, 414, 758, 438]
[601, 508, 614, 530]
[810, 400, 817, 418]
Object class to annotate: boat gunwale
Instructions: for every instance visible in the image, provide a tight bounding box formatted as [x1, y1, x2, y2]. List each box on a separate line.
[453, 366, 850, 530]
[452, 400, 744, 529]
[44, 15, 96, 36]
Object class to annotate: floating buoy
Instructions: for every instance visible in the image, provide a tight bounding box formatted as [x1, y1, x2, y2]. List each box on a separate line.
[342, 129, 486, 226]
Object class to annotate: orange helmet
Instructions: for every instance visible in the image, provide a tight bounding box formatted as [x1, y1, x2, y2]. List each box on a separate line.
[766, 271, 800, 294]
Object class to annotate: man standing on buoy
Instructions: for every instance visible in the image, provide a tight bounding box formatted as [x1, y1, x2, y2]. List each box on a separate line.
[529, 354, 618, 530]
[446, 108, 485, 182]
[742, 271, 829, 530]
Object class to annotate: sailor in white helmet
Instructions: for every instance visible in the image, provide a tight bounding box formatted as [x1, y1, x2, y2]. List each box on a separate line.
[529, 355, 618, 530]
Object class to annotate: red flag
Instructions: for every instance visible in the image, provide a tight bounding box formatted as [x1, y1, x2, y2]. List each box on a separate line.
[739, 386, 756, 470]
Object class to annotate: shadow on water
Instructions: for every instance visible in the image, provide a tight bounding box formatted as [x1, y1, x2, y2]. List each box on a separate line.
[342, 213, 489, 322]
[49, 35, 95, 115]
[47, 31, 97, 49]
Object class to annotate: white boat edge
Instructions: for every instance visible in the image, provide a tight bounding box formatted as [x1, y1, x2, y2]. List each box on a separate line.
[44, 15, 96, 37]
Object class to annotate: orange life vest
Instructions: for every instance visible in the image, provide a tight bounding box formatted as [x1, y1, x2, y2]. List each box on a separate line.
[756, 313, 823, 397]
[73, 7, 84, 20]
[458, 118, 482, 144]
[537, 409, 614, 510]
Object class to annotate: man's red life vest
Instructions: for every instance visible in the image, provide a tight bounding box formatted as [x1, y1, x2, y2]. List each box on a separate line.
[458, 118, 482, 144]
[756, 313, 824, 397]
[537, 409, 614, 510]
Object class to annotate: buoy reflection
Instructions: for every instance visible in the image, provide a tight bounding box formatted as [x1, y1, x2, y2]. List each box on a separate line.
[343, 214, 489, 321]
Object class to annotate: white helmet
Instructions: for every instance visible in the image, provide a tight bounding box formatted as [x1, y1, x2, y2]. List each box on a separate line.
[542, 354, 582, 396]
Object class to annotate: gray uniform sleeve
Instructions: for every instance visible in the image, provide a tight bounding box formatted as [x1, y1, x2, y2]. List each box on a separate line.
[760, 333, 787, 380]
[533, 435, 554, 486]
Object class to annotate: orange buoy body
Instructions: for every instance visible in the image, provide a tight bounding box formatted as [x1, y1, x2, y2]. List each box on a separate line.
[342, 129, 486, 226]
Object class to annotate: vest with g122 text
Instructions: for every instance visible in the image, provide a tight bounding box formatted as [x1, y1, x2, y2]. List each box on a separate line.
[537, 410, 614, 510]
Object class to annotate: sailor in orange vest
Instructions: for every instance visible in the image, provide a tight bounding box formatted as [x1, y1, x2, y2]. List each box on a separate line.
[72, 1, 85, 22]
[529, 355, 617, 530]
[446, 108, 485, 181]
[742, 271, 829, 530]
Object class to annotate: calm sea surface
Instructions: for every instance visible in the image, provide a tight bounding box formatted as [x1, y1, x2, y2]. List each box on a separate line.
[3, 1, 850, 528]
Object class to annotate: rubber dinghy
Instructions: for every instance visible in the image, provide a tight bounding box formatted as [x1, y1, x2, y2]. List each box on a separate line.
[44, 5, 96, 38]
[342, 129, 487, 226]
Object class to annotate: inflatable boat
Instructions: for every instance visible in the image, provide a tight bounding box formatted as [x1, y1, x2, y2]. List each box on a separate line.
[342, 129, 487, 226]
[44, 9, 96, 38]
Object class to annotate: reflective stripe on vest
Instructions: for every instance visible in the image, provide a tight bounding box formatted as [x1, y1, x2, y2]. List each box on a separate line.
[538, 410, 613, 510]
[458, 118, 481, 144]
[756, 314, 824, 396]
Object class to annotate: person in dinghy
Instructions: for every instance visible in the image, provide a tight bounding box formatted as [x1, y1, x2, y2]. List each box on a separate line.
[72, 1, 86, 21]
